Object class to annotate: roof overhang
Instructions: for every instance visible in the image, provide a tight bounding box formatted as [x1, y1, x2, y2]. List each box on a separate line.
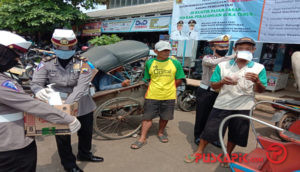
[87, 0, 173, 20]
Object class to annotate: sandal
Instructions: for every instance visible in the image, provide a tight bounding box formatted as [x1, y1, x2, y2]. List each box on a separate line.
[220, 162, 230, 168]
[184, 154, 197, 163]
[130, 141, 146, 149]
[157, 135, 168, 143]
[194, 138, 200, 145]
[220, 154, 231, 168]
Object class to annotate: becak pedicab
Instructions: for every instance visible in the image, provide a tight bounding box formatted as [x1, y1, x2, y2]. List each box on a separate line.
[82, 40, 149, 140]
[219, 101, 300, 172]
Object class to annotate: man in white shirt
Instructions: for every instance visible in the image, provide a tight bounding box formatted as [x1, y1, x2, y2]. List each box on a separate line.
[185, 37, 267, 166]
[187, 20, 198, 40]
[171, 20, 187, 40]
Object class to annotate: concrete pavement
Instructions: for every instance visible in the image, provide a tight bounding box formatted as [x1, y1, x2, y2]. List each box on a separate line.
[36, 110, 274, 172]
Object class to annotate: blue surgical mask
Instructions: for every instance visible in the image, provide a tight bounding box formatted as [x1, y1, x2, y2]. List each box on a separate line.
[53, 49, 75, 60]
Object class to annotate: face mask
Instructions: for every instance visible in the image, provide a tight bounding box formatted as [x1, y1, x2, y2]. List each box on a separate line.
[53, 49, 75, 60]
[215, 49, 228, 57]
[237, 51, 253, 61]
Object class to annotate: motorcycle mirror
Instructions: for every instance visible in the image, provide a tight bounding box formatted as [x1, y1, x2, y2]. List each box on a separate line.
[81, 46, 89, 52]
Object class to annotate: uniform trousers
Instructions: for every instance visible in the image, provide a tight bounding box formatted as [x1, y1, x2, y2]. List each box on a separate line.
[0, 141, 37, 172]
[194, 87, 218, 139]
[55, 112, 93, 170]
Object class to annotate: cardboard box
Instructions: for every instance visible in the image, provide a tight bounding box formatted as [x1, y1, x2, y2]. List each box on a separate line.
[24, 103, 78, 136]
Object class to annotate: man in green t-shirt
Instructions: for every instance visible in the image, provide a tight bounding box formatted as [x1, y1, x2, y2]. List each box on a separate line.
[131, 41, 185, 149]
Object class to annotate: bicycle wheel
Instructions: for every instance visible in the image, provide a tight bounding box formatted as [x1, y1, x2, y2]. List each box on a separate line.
[93, 97, 143, 139]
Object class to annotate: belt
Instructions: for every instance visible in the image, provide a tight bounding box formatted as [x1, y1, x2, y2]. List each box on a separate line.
[199, 83, 215, 92]
[0, 112, 23, 123]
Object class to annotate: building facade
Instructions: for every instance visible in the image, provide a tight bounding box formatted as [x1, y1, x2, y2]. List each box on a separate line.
[85, 0, 173, 48]
[109, 0, 167, 9]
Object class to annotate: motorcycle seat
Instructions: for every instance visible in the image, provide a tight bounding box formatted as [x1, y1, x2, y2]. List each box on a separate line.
[285, 100, 300, 106]
[275, 99, 300, 106]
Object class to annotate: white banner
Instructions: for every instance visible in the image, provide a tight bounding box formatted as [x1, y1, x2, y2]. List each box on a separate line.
[259, 0, 300, 43]
[102, 16, 171, 33]
[171, 0, 263, 41]
[171, 0, 300, 44]
[102, 19, 134, 33]
[131, 16, 171, 32]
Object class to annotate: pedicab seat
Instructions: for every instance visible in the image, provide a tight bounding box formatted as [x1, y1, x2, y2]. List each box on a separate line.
[93, 81, 145, 98]
[257, 136, 300, 172]
[231, 136, 300, 172]
[279, 130, 300, 144]
[237, 148, 267, 171]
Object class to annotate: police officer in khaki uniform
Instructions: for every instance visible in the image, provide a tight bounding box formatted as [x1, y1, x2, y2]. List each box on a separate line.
[31, 29, 103, 172]
[194, 35, 233, 146]
[0, 31, 80, 172]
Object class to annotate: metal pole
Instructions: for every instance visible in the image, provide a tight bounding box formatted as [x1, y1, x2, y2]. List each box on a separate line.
[182, 40, 187, 66]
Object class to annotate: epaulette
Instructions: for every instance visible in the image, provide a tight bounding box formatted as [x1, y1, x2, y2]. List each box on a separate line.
[204, 54, 213, 58]
[42, 55, 57, 62]
[75, 55, 88, 62]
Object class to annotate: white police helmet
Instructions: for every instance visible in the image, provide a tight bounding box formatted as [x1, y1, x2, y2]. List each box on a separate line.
[0, 30, 31, 53]
[51, 29, 77, 51]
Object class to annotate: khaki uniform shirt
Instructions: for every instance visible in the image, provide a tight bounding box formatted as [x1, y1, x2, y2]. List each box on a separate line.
[0, 73, 74, 152]
[201, 54, 234, 86]
[30, 56, 96, 116]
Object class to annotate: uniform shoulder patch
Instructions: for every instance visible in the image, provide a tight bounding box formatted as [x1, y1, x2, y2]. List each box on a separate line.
[1, 80, 19, 92]
[75, 55, 88, 62]
[80, 62, 90, 74]
[36, 62, 45, 71]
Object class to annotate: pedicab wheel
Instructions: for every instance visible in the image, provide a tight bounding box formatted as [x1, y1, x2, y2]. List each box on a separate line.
[177, 90, 195, 112]
[275, 113, 298, 141]
[93, 97, 143, 140]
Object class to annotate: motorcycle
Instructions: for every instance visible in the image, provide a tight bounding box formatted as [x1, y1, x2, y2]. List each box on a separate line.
[176, 58, 202, 112]
[271, 99, 300, 141]
[177, 78, 199, 112]
[22, 48, 44, 79]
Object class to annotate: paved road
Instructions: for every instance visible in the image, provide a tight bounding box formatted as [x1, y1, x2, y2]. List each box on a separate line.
[36, 110, 275, 172]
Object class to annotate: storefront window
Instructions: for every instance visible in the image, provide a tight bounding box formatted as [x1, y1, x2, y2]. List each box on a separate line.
[126, 0, 131, 6]
[138, 0, 145, 4]
[145, 0, 151, 3]
[121, 0, 126, 6]
[132, 0, 138, 5]
[109, 0, 115, 8]
[115, 0, 121, 7]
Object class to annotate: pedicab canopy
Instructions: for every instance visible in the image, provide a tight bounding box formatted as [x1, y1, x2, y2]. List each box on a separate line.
[82, 40, 150, 73]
